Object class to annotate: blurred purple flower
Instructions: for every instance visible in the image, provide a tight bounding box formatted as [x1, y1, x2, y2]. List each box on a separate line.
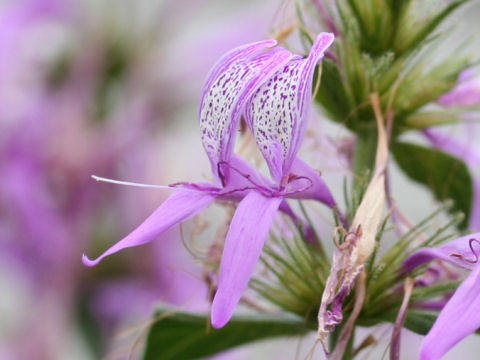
[310, 0, 339, 35]
[0, 0, 295, 358]
[83, 33, 335, 328]
[422, 127, 480, 231]
[437, 69, 480, 107]
[423, 69, 480, 230]
[403, 233, 480, 360]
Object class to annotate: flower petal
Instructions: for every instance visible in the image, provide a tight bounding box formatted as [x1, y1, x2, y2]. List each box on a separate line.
[420, 263, 480, 360]
[218, 154, 273, 199]
[422, 128, 480, 168]
[199, 40, 293, 183]
[286, 156, 336, 207]
[436, 70, 480, 107]
[403, 233, 480, 274]
[82, 190, 215, 266]
[422, 128, 480, 231]
[245, 32, 334, 181]
[211, 191, 282, 328]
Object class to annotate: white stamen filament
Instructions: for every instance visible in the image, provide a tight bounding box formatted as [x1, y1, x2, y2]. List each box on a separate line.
[91, 175, 203, 193]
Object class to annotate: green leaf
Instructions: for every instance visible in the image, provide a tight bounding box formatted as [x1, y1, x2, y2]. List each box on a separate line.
[394, 0, 469, 56]
[391, 141, 473, 229]
[315, 58, 353, 125]
[411, 281, 461, 302]
[365, 309, 437, 335]
[143, 306, 312, 360]
[403, 310, 438, 335]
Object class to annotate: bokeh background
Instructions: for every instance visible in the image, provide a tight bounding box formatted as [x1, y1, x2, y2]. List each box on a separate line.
[0, 0, 479, 359]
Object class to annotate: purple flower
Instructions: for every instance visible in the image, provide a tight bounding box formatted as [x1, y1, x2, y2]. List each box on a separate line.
[422, 127, 480, 231]
[437, 69, 480, 107]
[424, 69, 480, 230]
[83, 32, 336, 328]
[403, 233, 480, 360]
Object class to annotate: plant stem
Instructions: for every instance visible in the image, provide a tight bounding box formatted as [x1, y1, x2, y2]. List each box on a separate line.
[329, 324, 356, 360]
[350, 129, 378, 221]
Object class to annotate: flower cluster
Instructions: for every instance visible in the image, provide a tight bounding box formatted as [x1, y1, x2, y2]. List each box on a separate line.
[84, 33, 337, 328]
[81, 1, 480, 359]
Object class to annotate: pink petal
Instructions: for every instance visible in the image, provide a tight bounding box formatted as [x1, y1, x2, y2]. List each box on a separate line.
[82, 190, 215, 266]
[245, 32, 334, 181]
[403, 233, 480, 273]
[436, 71, 480, 107]
[420, 263, 480, 360]
[199, 40, 292, 182]
[422, 128, 480, 231]
[211, 191, 282, 328]
[422, 129, 480, 168]
[218, 154, 273, 199]
[287, 156, 336, 207]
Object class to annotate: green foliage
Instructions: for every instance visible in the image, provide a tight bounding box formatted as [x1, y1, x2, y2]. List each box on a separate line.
[345, 0, 395, 54]
[313, 0, 472, 134]
[393, 0, 469, 56]
[251, 229, 329, 322]
[94, 42, 130, 121]
[401, 110, 465, 130]
[392, 53, 471, 120]
[316, 58, 353, 125]
[142, 307, 311, 360]
[47, 52, 72, 88]
[362, 202, 461, 332]
[367, 309, 438, 335]
[391, 141, 473, 229]
[402, 310, 438, 335]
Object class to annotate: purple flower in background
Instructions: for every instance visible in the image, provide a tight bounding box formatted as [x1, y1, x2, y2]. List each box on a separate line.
[437, 69, 480, 107]
[423, 69, 480, 231]
[403, 233, 480, 360]
[83, 32, 335, 328]
[422, 68, 480, 230]
[422, 128, 480, 231]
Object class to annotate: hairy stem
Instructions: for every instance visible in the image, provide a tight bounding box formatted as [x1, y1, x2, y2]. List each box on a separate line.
[350, 129, 378, 221]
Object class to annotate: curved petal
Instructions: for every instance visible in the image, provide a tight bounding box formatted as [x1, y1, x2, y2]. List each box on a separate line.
[199, 41, 293, 183]
[211, 191, 282, 328]
[286, 157, 336, 207]
[218, 154, 273, 199]
[82, 190, 215, 266]
[403, 233, 480, 274]
[245, 32, 334, 181]
[420, 263, 480, 360]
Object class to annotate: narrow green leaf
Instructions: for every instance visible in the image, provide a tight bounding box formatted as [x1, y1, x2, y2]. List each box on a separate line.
[315, 58, 352, 125]
[394, 0, 469, 55]
[143, 307, 311, 360]
[411, 281, 460, 302]
[403, 310, 438, 335]
[391, 141, 473, 229]
[365, 309, 437, 335]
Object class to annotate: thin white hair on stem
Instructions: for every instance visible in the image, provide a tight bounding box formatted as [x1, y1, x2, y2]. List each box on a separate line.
[180, 222, 209, 260]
